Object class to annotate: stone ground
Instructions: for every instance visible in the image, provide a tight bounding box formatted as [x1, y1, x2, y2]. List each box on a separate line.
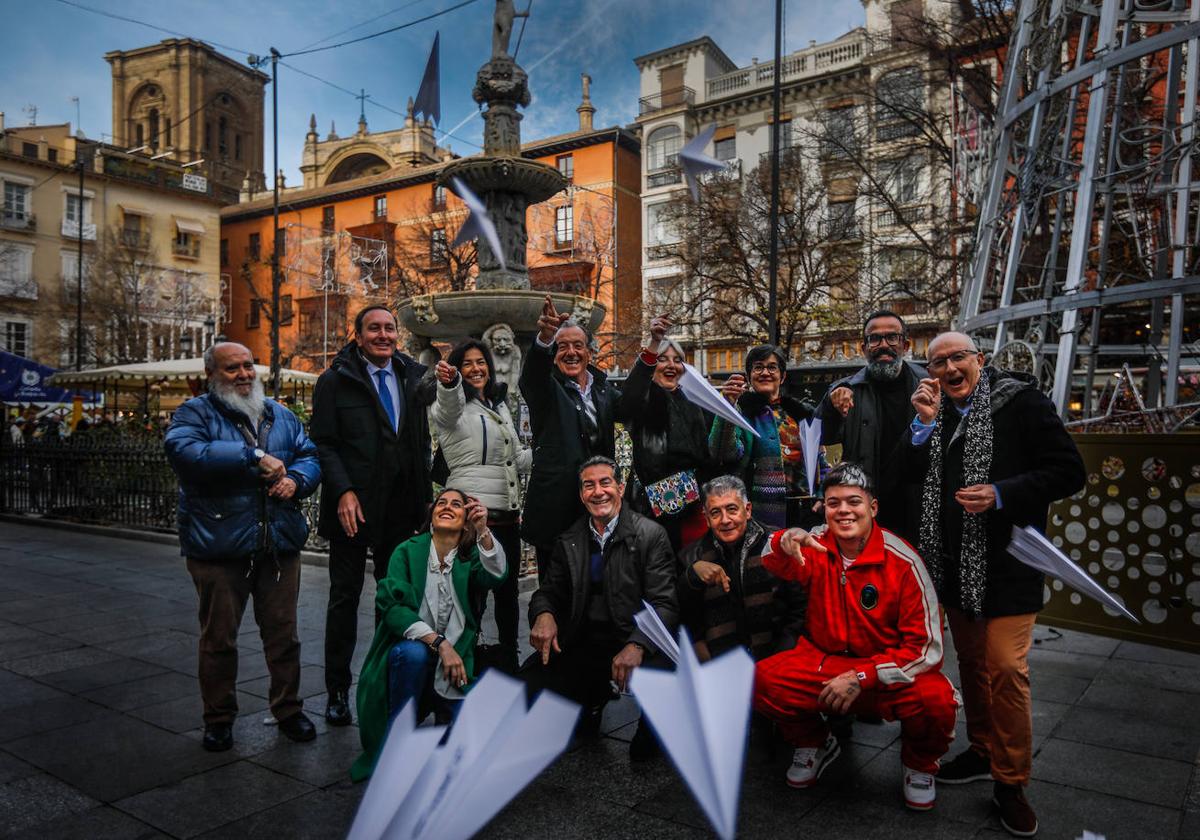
[0, 520, 1197, 840]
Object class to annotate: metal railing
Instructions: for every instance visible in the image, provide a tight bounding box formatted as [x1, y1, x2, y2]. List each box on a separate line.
[705, 33, 867, 99]
[638, 86, 695, 115]
[0, 434, 325, 550]
[1, 210, 36, 231]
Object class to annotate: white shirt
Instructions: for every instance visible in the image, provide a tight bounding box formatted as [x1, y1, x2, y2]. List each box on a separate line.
[363, 356, 401, 432]
[535, 333, 597, 425]
[589, 515, 619, 552]
[403, 537, 506, 698]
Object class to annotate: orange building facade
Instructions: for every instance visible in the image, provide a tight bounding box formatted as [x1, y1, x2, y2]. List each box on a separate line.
[219, 126, 643, 373]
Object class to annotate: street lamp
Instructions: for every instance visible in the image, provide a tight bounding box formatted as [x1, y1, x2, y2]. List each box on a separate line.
[202, 315, 216, 351]
[179, 331, 194, 358]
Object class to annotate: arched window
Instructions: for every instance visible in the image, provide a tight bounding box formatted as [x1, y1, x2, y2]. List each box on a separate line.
[235, 134, 242, 161]
[218, 117, 228, 157]
[164, 117, 171, 147]
[135, 123, 144, 146]
[148, 109, 159, 149]
[647, 125, 681, 171]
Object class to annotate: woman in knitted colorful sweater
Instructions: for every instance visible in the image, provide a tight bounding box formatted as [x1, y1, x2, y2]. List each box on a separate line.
[710, 345, 826, 530]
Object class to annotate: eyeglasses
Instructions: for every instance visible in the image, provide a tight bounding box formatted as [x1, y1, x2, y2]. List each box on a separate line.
[864, 332, 905, 348]
[928, 349, 979, 373]
[750, 362, 781, 374]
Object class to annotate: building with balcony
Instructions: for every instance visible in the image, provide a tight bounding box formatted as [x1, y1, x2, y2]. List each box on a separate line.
[0, 115, 221, 370]
[634, 1, 959, 378]
[220, 77, 643, 372]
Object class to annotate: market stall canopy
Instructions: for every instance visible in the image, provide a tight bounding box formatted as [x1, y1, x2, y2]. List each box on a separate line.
[47, 357, 317, 387]
[0, 350, 97, 404]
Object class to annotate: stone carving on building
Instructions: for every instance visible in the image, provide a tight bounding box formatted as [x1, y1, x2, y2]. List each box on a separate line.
[410, 294, 440, 325]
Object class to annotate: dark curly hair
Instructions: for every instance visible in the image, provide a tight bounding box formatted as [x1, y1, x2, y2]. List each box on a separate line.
[446, 338, 503, 405]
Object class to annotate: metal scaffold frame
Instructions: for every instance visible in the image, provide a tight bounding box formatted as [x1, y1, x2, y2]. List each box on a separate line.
[960, 0, 1200, 418]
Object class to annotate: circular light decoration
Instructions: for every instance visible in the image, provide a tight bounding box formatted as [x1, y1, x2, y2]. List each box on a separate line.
[1142, 505, 1167, 529]
[1065, 522, 1087, 544]
[1186, 531, 1200, 558]
[1186, 483, 1200, 509]
[1102, 502, 1126, 525]
[1142, 598, 1168, 624]
[1102, 548, 1125, 571]
[1102, 456, 1125, 480]
[1148, 486, 1161, 500]
[1141, 457, 1167, 482]
[1107, 484, 1121, 498]
[1142, 552, 1167, 576]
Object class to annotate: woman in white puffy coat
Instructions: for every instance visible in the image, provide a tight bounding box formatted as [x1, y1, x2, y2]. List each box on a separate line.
[431, 339, 531, 672]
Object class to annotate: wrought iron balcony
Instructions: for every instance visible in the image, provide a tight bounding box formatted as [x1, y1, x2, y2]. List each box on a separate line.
[647, 166, 682, 189]
[874, 204, 928, 229]
[1, 210, 36, 232]
[638, 86, 695, 115]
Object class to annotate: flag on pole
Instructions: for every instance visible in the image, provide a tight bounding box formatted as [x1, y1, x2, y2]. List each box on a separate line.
[413, 32, 440, 125]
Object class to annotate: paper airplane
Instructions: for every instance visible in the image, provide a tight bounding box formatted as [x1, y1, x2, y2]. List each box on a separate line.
[678, 124, 727, 201]
[1007, 525, 1140, 623]
[634, 599, 680, 664]
[347, 669, 579, 840]
[677, 362, 760, 438]
[800, 418, 822, 496]
[449, 177, 506, 271]
[631, 626, 754, 840]
[413, 32, 440, 125]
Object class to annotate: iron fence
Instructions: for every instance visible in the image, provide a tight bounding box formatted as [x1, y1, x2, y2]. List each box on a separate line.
[0, 434, 326, 551]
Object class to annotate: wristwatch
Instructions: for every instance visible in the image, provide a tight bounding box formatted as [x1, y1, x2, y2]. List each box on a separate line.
[252, 448, 266, 464]
[428, 634, 447, 654]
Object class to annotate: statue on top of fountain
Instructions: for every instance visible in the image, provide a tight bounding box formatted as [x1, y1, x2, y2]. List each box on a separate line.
[492, 0, 529, 59]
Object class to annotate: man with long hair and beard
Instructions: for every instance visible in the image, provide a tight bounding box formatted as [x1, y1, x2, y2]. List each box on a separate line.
[164, 342, 322, 752]
[817, 311, 927, 544]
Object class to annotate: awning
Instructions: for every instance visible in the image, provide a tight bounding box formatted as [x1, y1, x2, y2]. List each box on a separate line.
[175, 218, 207, 235]
[120, 204, 153, 216]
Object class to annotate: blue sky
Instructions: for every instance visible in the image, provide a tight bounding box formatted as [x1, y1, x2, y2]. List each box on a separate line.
[1, 0, 866, 182]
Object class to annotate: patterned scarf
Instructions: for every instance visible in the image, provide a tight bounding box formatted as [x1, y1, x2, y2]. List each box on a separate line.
[919, 372, 994, 616]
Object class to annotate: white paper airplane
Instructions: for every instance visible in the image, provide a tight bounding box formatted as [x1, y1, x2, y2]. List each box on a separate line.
[347, 669, 579, 840]
[1007, 525, 1140, 623]
[678, 124, 727, 201]
[634, 599, 681, 664]
[677, 362, 760, 438]
[800, 418, 822, 496]
[450, 176, 507, 271]
[630, 626, 754, 840]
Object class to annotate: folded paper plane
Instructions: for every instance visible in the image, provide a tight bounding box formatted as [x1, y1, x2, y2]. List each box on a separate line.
[678, 124, 727, 201]
[634, 599, 680, 664]
[800, 418, 822, 496]
[631, 624, 754, 840]
[450, 177, 506, 271]
[347, 669, 578, 840]
[678, 362, 760, 438]
[1008, 525, 1140, 623]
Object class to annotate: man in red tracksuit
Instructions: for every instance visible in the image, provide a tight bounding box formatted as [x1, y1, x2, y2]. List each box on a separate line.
[753, 462, 957, 811]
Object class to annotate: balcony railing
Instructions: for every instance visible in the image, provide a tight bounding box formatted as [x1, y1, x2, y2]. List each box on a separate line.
[647, 166, 682, 189]
[172, 239, 201, 259]
[645, 244, 679, 262]
[758, 146, 805, 168]
[61, 219, 97, 241]
[120, 229, 151, 250]
[1, 210, 36, 231]
[874, 204, 929, 229]
[638, 86, 695, 115]
[705, 33, 867, 99]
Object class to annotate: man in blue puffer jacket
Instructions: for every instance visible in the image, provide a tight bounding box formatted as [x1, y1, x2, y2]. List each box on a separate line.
[165, 342, 322, 752]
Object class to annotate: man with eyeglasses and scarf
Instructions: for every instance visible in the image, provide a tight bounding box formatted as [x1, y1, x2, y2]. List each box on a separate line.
[817, 311, 926, 544]
[904, 331, 1084, 838]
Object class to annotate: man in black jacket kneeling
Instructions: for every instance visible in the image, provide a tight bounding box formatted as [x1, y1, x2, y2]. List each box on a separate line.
[523, 455, 677, 761]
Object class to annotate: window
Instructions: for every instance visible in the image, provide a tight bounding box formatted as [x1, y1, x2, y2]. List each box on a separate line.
[218, 116, 228, 156]
[149, 109, 159, 149]
[825, 201, 858, 239]
[556, 154, 574, 181]
[555, 205, 574, 246]
[280, 294, 294, 325]
[322, 205, 335, 234]
[646, 202, 679, 247]
[431, 228, 448, 264]
[164, 117, 171, 147]
[248, 232, 261, 260]
[885, 154, 924, 204]
[220, 238, 229, 266]
[714, 137, 736, 162]
[374, 195, 388, 219]
[121, 212, 146, 249]
[433, 183, 447, 208]
[2, 320, 30, 357]
[65, 193, 91, 225]
[876, 67, 924, 141]
[0, 243, 36, 299]
[60, 250, 91, 300]
[246, 300, 261, 329]
[174, 230, 200, 259]
[647, 125, 681, 172]
[275, 228, 286, 257]
[21, 142, 37, 159]
[3, 181, 31, 224]
[823, 107, 858, 159]
[235, 134, 242, 161]
[772, 119, 793, 151]
[47, 149, 57, 163]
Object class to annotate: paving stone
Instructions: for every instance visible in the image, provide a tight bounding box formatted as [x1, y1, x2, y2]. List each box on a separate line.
[484, 779, 645, 840]
[237, 664, 327, 701]
[1032, 625, 1122, 657]
[0, 773, 97, 833]
[114, 760, 313, 839]
[0, 630, 82, 661]
[1014, 778, 1184, 840]
[129, 691, 269, 734]
[1054, 704, 1200, 762]
[4, 713, 236, 802]
[1078, 673, 1200, 719]
[1027, 645, 1110, 681]
[1092, 657, 1200, 694]
[37, 656, 169, 694]
[0, 751, 37, 785]
[1028, 671, 1092, 705]
[82, 670, 199, 712]
[1112, 640, 1200, 668]
[0, 669, 69, 711]
[1032, 736, 1193, 809]
[1, 645, 122, 677]
[193, 783, 364, 840]
[4, 804, 170, 840]
[0, 695, 115, 743]
[180, 709, 333, 759]
[795, 783, 982, 839]
[249, 726, 364, 787]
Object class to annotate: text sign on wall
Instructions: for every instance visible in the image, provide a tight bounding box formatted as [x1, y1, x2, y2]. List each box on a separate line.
[182, 173, 208, 193]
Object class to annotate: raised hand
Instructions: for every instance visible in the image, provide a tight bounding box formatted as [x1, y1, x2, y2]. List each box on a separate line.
[435, 360, 458, 385]
[649, 314, 672, 347]
[829, 386, 854, 418]
[911, 377, 942, 424]
[536, 295, 568, 344]
[721, 373, 747, 405]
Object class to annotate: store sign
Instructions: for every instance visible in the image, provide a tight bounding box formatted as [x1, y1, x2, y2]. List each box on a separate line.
[182, 173, 208, 193]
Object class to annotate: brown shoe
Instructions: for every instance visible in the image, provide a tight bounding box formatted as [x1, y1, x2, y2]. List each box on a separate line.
[936, 749, 993, 784]
[993, 782, 1038, 837]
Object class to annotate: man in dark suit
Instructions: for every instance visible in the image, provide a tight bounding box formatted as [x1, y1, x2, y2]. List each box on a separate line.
[519, 296, 620, 581]
[310, 305, 432, 726]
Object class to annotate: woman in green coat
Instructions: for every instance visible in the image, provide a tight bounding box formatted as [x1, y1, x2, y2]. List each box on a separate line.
[350, 488, 508, 781]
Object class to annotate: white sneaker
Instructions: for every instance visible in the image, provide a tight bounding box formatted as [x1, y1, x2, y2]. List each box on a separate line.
[903, 765, 936, 811]
[786, 734, 841, 788]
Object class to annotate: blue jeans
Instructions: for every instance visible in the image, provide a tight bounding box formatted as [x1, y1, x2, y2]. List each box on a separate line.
[386, 640, 462, 726]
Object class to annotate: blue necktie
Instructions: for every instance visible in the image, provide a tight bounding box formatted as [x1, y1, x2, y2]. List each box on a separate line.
[375, 369, 397, 431]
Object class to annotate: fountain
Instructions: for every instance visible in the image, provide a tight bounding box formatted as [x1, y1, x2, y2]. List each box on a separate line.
[396, 0, 606, 354]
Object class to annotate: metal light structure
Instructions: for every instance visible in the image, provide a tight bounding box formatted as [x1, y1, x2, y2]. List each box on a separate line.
[960, 0, 1200, 418]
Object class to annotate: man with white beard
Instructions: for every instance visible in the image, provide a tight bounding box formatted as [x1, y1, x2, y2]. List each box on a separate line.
[164, 342, 322, 752]
[817, 311, 927, 545]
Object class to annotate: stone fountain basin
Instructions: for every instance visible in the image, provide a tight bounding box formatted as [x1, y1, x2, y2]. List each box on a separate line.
[396, 290, 606, 341]
[437, 157, 567, 204]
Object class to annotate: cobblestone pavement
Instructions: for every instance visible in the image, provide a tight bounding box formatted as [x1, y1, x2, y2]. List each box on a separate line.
[0, 520, 1197, 839]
